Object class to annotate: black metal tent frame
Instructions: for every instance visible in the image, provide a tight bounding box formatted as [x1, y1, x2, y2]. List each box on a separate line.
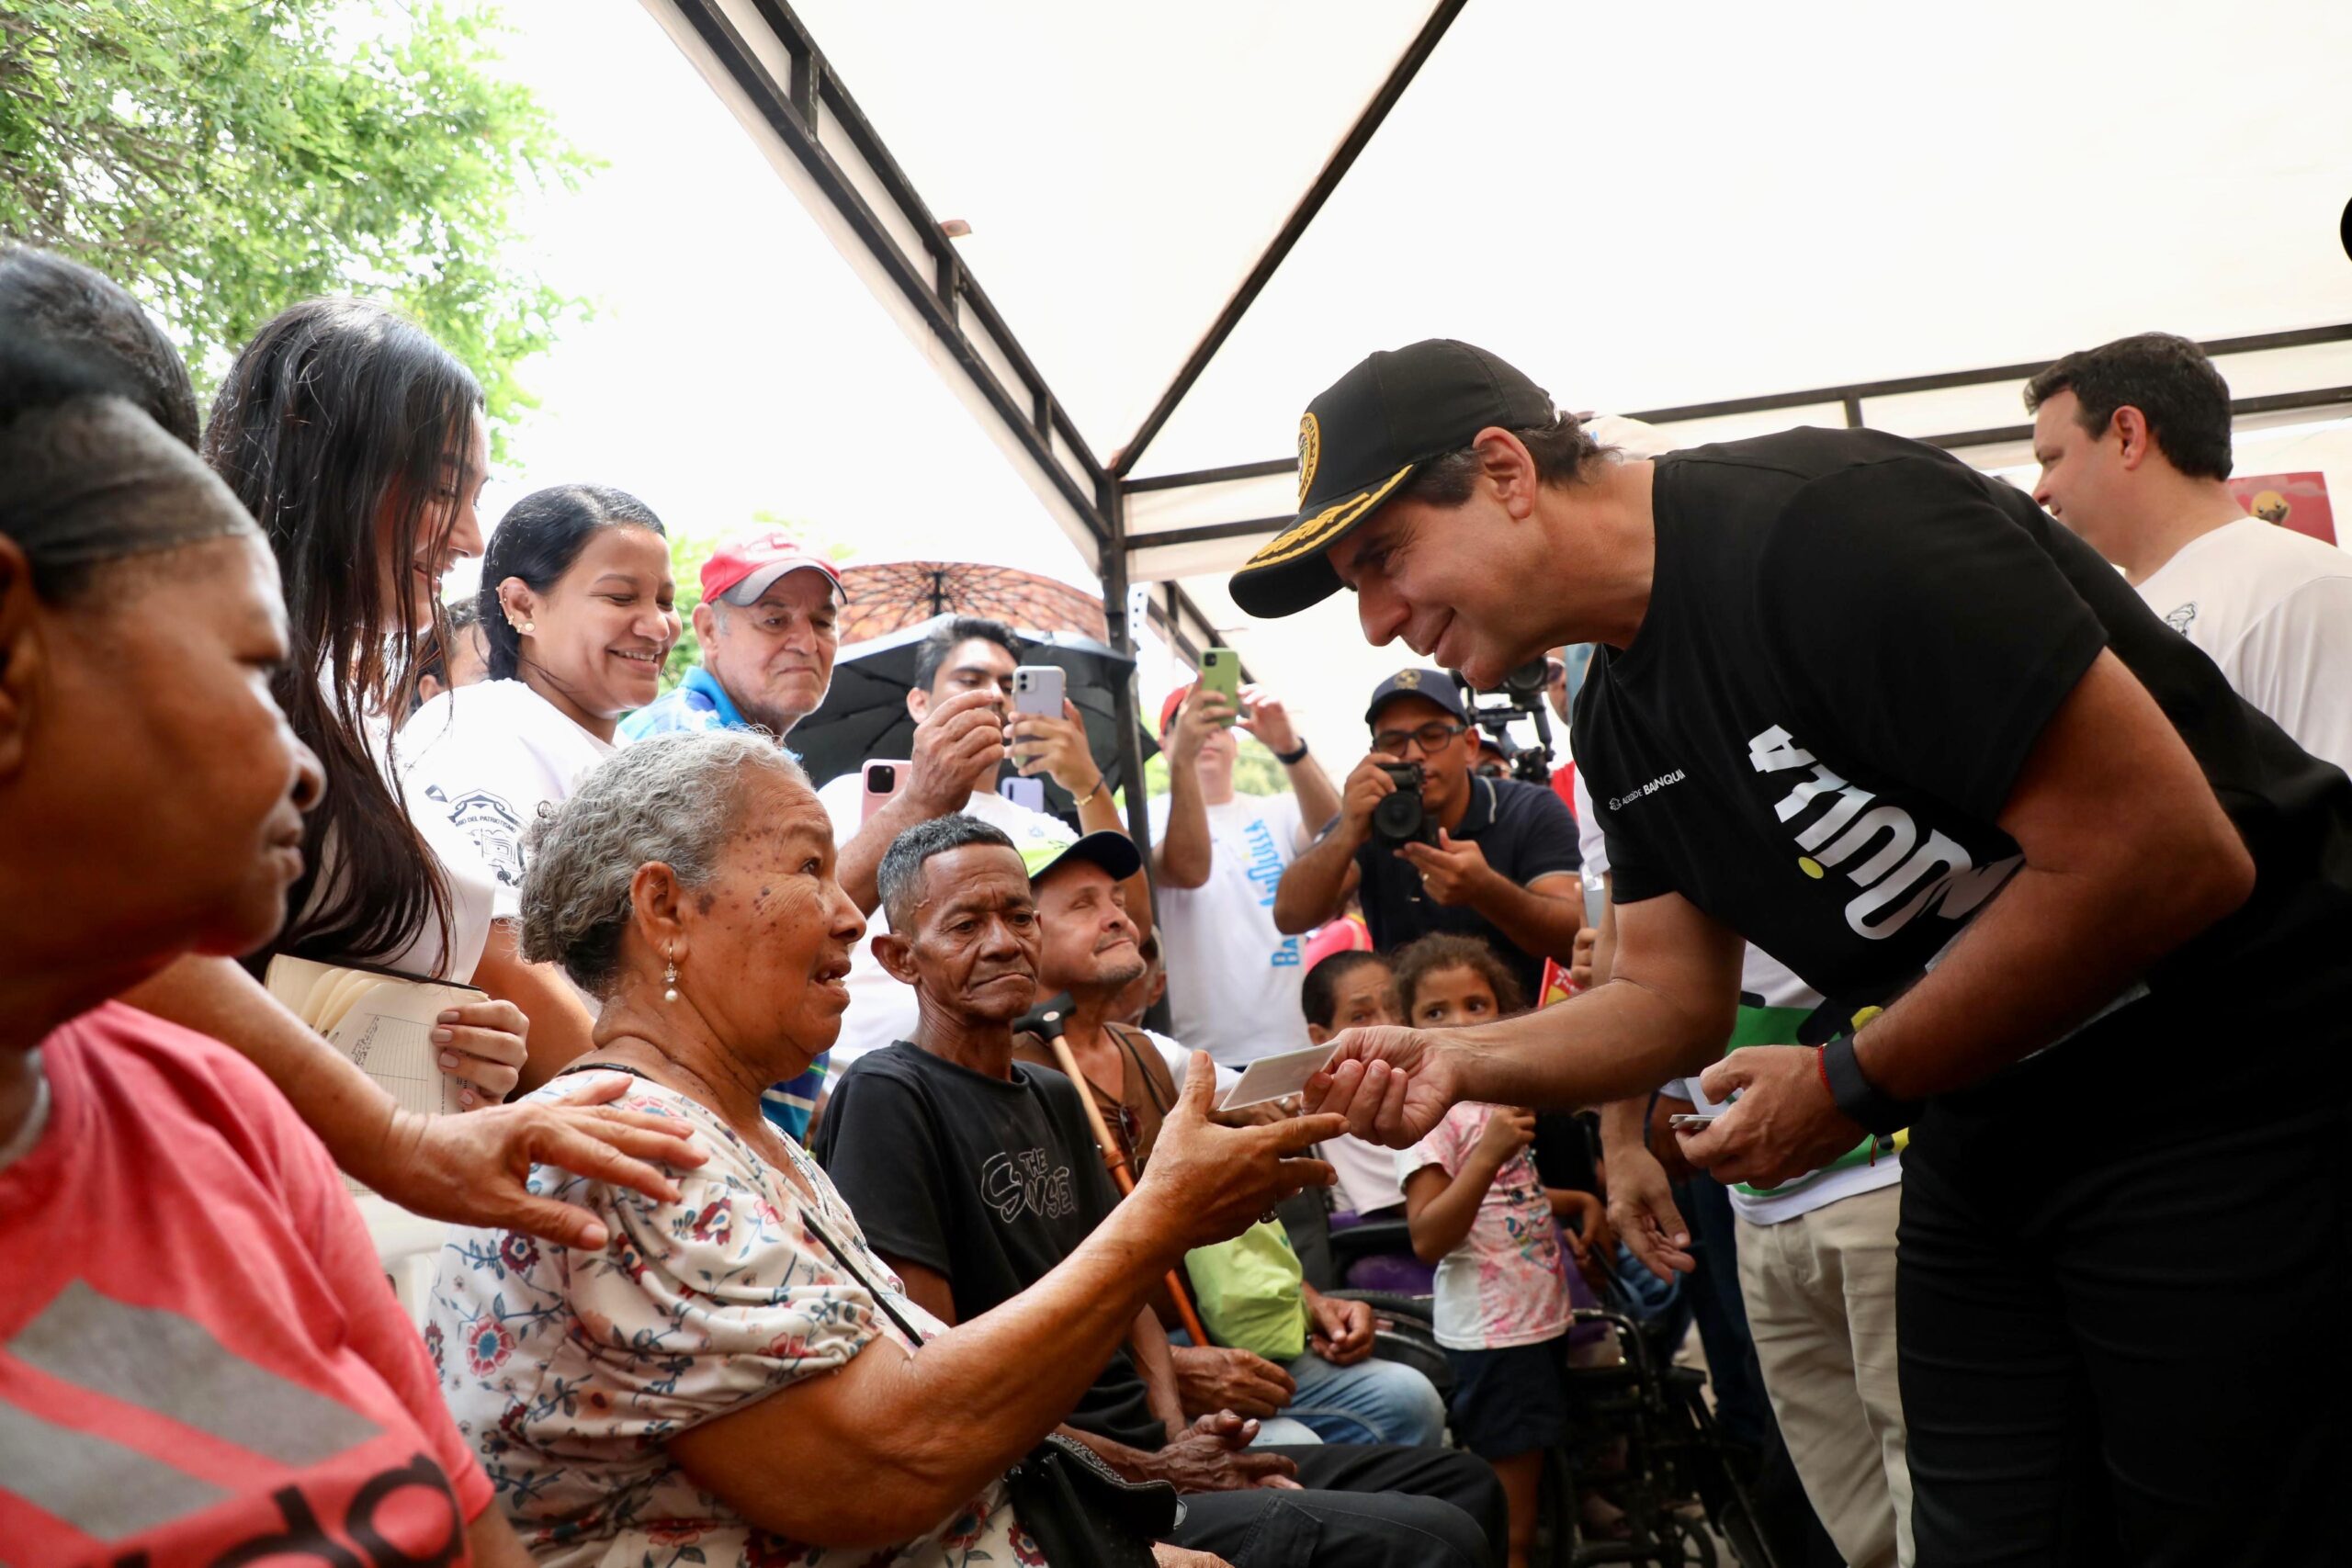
[650, 0, 2352, 866]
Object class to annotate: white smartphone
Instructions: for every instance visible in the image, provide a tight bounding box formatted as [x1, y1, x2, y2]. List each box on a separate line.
[999, 776, 1046, 813]
[1012, 665, 1065, 719]
[861, 759, 909, 823]
[1668, 1112, 1723, 1130]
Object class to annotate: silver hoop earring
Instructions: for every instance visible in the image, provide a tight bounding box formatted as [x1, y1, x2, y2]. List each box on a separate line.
[662, 957, 680, 1003]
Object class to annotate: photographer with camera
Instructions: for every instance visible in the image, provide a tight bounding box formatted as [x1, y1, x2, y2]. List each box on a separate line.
[1272, 669, 1583, 1006]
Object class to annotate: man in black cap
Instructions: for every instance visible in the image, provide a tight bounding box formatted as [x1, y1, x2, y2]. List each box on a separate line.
[1232, 339, 2352, 1565]
[815, 814, 1505, 1568]
[1272, 667, 1582, 1007]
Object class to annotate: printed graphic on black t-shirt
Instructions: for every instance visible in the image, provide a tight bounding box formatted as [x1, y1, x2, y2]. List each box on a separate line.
[811, 1043, 1165, 1450]
[1572, 427, 2352, 1028]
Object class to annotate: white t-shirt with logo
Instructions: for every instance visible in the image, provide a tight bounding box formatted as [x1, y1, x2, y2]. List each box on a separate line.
[814, 778, 1078, 1071]
[287, 682, 498, 983]
[1575, 772, 1899, 1224]
[1146, 790, 1312, 1067]
[2134, 516, 2352, 775]
[395, 680, 617, 924]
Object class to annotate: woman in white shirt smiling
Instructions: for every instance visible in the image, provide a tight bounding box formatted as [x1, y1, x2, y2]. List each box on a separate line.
[56, 280, 681, 1247]
[401, 485, 681, 1089]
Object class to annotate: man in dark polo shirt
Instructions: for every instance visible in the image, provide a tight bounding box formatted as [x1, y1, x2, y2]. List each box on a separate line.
[1273, 668, 1582, 1003]
[811, 814, 1503, 1568]
[1232, 338, 2352, 1567]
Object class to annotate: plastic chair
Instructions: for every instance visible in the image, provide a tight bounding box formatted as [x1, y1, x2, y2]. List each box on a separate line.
[355, 1191, 450, 1327]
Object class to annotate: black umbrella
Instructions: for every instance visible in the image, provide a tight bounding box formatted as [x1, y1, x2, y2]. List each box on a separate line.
[791, 615, 1159, 819]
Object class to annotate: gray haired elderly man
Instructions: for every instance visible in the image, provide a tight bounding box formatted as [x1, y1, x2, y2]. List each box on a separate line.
[621, 527, 845, 1141]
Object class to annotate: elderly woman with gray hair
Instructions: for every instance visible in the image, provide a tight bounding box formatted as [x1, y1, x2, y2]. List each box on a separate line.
[426, 729, 1343, 1567]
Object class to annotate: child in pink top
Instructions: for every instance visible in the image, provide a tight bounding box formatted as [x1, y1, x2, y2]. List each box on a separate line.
[1396, 934, 1577, 1568]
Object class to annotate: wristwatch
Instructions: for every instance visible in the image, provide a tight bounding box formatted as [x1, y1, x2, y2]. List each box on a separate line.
[1816, 1034, 1917, 1135]
[1272, 739, 1309, 765]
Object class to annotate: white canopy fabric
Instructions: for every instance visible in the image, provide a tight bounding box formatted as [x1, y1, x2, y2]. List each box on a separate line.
[645, 0, 2352, 772]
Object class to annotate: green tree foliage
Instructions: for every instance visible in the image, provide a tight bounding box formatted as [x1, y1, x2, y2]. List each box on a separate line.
[0, 0, 590, 448]
[1143, 736, 1289, 800]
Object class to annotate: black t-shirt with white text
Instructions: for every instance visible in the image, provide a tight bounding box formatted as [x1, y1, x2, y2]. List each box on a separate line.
[1571, 427, 2352, 1035]
[810, 1042, 1165, 1450]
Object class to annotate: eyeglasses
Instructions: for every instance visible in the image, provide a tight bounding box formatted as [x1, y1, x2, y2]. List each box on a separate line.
[1373, 720, 1467, 756]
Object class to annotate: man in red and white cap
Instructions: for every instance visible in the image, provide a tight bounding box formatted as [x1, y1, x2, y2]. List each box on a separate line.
[620, 527, 844, 745]
[621, 528, 844, 1143]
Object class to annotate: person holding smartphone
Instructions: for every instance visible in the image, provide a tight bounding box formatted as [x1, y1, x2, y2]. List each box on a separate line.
[814, 615, 1148, 1077]
[1151, 671, 1341, 1067]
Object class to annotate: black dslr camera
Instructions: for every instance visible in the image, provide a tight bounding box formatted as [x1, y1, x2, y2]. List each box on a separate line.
[1372, 761, 1439, 850]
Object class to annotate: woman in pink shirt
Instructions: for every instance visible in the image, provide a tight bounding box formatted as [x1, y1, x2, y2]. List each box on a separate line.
[0, 339, 696, 1564]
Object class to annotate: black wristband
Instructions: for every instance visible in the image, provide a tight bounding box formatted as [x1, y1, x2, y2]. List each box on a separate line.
[1272, 739, 1309, 765]
[1818, 1033, 1917, 1136]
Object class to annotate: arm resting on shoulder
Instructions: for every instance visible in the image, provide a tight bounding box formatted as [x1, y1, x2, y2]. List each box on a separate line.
[119, 955, 409, 1183]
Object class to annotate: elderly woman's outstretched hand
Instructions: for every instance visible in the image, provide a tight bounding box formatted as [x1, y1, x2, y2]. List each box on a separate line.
[365, 1073, 708, 1249]
[1138, 1053, 1346, 1249]
[1302, 1024, 1463, 1148]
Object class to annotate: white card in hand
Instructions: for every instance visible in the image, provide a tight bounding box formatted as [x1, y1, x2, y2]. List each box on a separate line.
[1215, 1041, 1340, 1112]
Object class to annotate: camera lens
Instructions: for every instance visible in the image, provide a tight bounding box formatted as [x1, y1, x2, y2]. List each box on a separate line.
[1373, 789, 1424, 840]
[871, 765, 896, 790]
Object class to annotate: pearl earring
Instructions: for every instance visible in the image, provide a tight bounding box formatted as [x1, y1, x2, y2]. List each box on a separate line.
[522, 620, 537, 635]
[663, 956, 680, 1003]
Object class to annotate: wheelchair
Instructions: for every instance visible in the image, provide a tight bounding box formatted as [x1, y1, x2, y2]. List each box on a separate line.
[1295, 1192, 1778, 1568]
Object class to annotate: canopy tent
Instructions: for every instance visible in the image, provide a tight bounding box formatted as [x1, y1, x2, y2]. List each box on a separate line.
[639, 0, 2352, 782]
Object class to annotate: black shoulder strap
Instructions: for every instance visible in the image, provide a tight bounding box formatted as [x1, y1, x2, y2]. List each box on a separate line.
[1105, 1022, 1176, 1115]
[807, 1210, 931, 1348]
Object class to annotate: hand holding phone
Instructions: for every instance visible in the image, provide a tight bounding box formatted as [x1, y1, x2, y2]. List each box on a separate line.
[861, 760, 910, 823]
[1012, 665, 1066, 720]
[1197, 647, 1241, 727]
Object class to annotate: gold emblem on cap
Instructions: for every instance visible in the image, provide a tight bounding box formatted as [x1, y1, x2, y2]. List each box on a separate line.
[1396, 669, 1422, 688]
[1296, 412, 1321, 502]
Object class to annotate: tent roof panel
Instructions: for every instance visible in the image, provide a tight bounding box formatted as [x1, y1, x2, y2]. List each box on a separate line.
[788, 0, 1439, 458]
[1135, 0, 2352, 478]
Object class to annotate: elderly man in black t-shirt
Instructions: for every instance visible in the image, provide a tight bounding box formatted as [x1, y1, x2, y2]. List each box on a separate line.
[1273, 668, 1583, 1004]
[1229, 339, 2352, 1568]
[811, 813, 1505, 1568]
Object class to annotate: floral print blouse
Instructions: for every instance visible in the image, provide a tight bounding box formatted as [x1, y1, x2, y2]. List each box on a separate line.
[426, 1072, 1039, 1567]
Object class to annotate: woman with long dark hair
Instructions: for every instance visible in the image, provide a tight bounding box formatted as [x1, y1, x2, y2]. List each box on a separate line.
[0, 333, 712, 1560]
[399, 483, 681, 1087]
[7, 258, 700, 1245]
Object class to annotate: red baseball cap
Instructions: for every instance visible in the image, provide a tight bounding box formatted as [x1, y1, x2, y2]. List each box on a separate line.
[1159, 683, 1195, 734]
[700, 529, 845, 607]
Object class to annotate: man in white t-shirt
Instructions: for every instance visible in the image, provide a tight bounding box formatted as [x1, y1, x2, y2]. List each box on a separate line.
[1581, 771, 1911, 1568]
[815, 616, 1149, 1072]
[1149, 682, 1343, 1067]
[2029, 331, 2352, 773]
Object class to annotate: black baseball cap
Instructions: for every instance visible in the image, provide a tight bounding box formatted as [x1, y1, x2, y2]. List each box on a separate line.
[1363, 667, 1468, 728]
[1230, 339, 1555, 618]
[1023, 829, 1145, 887]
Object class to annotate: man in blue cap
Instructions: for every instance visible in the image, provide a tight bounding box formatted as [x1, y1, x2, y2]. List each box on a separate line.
[1272, 666, 1583, 1008]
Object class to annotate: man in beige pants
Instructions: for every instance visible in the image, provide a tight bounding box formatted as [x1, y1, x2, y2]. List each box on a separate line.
[1582, 771, 1911, 1566]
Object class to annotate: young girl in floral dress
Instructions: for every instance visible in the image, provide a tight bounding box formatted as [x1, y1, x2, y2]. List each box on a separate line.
[1395, 934, 1589, 1568]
